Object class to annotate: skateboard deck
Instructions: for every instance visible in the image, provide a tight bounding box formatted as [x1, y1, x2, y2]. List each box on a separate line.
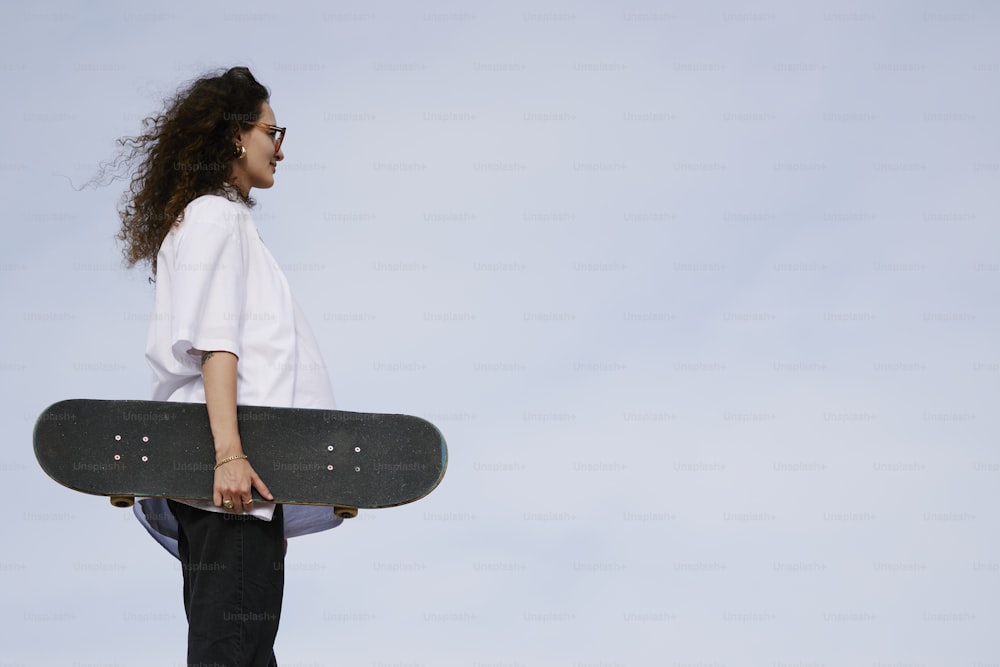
[34, 399, 447, 518]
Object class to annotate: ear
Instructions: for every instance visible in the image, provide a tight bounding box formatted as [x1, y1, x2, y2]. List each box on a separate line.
[233, 124, 247, 148]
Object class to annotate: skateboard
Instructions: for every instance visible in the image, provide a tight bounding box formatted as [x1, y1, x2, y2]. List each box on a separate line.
[34, 399, 447, 519]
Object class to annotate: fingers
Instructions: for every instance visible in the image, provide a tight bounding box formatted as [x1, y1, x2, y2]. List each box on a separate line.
[214, 463, 270, 512]
[252, 473, 274, 501]
[218, 492, 249, 513]
[222, 488, 251, 513]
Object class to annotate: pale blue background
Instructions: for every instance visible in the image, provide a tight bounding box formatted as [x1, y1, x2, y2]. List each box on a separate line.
[1, 1, 997, 665]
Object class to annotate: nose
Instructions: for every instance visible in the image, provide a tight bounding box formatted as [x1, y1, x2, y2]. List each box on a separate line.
[275, 145, 284, 162]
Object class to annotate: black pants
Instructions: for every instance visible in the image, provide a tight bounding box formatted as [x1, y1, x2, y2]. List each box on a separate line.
[168, 501, 285, 667]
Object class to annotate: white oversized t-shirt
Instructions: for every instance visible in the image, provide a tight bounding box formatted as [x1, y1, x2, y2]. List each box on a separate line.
[134, 193, 342, 556]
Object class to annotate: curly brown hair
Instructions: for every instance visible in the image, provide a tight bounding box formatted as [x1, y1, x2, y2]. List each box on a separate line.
[115, 67, 270, 275]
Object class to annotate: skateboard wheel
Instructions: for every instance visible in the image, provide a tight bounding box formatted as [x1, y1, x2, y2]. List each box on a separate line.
[110, 495, 135, 508]
[334, 505, 358, 519]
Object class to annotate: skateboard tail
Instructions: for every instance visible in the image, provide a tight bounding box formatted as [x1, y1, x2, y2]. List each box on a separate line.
[34, 399, 95, 495]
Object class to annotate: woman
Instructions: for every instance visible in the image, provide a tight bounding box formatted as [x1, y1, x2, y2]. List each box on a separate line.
[116, 66, 341, 667]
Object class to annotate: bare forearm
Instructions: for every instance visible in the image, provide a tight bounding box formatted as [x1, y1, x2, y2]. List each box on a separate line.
[201, 351, 242, 459]
[201, 350, 273, 509]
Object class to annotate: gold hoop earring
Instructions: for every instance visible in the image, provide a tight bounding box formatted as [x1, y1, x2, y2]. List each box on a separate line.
[234, 144, 247, 159]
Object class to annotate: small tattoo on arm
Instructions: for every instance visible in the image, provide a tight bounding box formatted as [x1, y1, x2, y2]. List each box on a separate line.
[201, 351, 216, 366]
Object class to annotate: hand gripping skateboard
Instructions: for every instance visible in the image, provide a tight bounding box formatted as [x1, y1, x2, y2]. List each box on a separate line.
[34, 399, 447, 519]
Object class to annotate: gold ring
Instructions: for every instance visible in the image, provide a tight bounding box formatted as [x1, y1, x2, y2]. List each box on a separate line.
[244, 498, 254, 505]
[223, 499, 235, 510]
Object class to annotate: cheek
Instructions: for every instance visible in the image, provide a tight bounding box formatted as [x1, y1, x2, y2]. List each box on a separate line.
[252, 137, 269, 162]
[255, 145, 272, 168]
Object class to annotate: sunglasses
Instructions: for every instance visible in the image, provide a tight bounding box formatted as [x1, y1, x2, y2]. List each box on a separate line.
[254, 122, 286, 152]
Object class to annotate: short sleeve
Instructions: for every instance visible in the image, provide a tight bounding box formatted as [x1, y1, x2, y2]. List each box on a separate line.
[167, 200, 246, 368]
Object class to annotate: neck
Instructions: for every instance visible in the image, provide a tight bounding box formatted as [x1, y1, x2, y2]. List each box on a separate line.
[224, 177, 250, 199]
